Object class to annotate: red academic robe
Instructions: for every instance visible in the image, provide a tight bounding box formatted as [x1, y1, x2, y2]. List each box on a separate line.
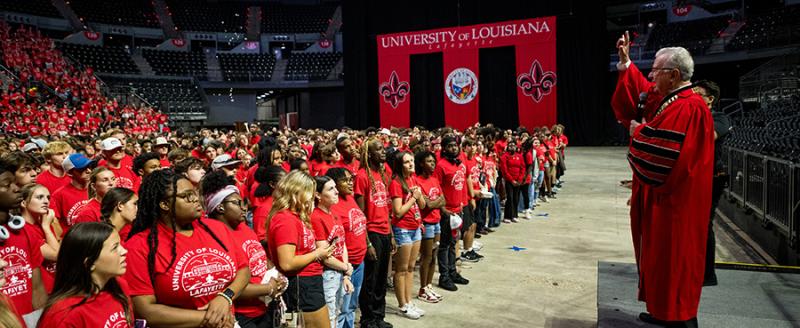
[615, 63, 715, 322]
[611, 62, 664, 130]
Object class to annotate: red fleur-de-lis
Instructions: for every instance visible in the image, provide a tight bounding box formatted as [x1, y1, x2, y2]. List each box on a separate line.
[379, 71, 410, 109]
[517, 60, 557, 103]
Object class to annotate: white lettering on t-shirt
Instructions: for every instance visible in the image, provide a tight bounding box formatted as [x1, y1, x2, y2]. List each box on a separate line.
[242, 240, 267, 278]
[0, 246, 31, 297]
[171, 247, 235, 297]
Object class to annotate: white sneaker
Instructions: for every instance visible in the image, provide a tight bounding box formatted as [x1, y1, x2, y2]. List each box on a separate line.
[426, 284, 443, 300]
[473, 241, 484, 251]
[398, 304, 421, 319]
[409, 302, 425, 316]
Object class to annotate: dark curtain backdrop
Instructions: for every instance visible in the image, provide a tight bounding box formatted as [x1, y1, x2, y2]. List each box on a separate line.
[410, 53, 445, 128]
[479, 46, 519, 128]
[343, 0, 617, 145]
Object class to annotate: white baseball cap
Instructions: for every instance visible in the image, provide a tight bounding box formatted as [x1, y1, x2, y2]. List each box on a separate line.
[154, 137, 170, 147]
[101, 137, 123, 151]
[211, 154, 241, 170]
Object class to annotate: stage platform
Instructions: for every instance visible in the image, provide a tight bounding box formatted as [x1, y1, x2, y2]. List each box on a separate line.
[597, 261, 800, 328]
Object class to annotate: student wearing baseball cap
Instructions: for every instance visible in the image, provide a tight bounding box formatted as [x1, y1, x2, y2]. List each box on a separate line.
[50, 153, 98, 232]
[153, 137, 171, 168]
[212, 154, 242, 176]
[98, 138, 140, 193]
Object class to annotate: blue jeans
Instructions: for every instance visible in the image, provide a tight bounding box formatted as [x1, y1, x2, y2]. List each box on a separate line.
[533, 171, 544, 202]
[488, 187, 502, 227]
[474, 198, 489, 229]
[337, 262, 364, 328]
[323, 270, 343, 328]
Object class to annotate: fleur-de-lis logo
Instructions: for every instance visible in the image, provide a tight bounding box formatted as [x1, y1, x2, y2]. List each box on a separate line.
[517, 60, 556, 103]
[379, 71, 410, 109]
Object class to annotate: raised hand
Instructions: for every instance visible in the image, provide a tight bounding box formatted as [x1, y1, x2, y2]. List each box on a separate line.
[617, 30, 631, 64]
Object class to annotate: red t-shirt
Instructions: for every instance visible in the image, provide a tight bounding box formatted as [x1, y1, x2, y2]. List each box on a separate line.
[463, 156, 482, 199]
[333, 159, 360, 176]
[310, 161, 332, 177]
[388, 178, 422, 230]
[50, 183, 89, 231]
[535, 145, 547, 171]
[415, 175, 442, 225]
[251, 196, 273, 241]
[102, 164, 140, 193]
[500, 153, 525, 183]
[231, 223, 269, 318]
[353, 168, 391, 234]
[330, 195, 367, 265]
[73, 198, 102, 225]
[433, 159, 467, 213]
[124, 219, 247, 309]
[310, 208, 346, 263]
[483, 157, 497, 189]
[25, 223, 58, 293]
[0, 228, 44, 317]
[35, 170, 70, 195]
[37, 282, 134, 328]
[267, 210, 322, 277]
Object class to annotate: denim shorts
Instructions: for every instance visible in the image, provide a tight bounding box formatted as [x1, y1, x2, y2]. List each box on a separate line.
[422, 222, 441, 239]
[392, 226, 422, 246]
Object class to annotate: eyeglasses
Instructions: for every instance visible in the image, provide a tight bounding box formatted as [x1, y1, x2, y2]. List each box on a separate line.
[650, 67, 675, 71]
[174, 191, 200, 203]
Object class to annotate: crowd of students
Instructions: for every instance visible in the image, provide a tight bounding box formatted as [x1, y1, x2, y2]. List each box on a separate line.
[0, 121, 568, 328]
[0, 18, 572, 328]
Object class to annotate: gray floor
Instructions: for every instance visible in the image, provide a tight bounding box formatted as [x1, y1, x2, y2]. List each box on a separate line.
[379, 147, 767, 328]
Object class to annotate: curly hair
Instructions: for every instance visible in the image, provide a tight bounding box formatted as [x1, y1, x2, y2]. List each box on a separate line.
[200, 170, 236, 215]
[129, 169, 229, 285]
[254, 165, 285, 198]
[132, 152, 161, 177]
[358, 137, 389, 193]
[266, 170, 316, 232]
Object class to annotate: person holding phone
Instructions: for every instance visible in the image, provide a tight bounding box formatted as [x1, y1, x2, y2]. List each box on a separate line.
[310, 176, 353, 328]
[266, 171, 334, 328]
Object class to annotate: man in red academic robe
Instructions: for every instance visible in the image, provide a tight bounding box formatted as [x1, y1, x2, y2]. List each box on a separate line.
[612, 31, 715, 327]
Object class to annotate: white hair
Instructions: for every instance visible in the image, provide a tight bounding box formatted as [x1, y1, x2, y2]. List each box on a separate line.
[656, 47, 694, 81]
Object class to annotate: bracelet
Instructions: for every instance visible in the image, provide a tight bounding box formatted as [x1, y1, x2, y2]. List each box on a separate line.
[216, 292, 233, 306]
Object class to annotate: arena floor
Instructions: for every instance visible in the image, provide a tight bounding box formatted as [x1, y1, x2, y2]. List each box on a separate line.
[380, 147, 761, 328]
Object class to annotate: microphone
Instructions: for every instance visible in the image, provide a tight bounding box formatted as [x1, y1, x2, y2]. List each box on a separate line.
[637, 92, 648, 111]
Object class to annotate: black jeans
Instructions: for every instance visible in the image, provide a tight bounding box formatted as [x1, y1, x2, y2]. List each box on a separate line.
[359, 232, 391, 323]
[504, 180, 520, 220]
[704, 175, 726, 286]
[438, 210, 460, 283]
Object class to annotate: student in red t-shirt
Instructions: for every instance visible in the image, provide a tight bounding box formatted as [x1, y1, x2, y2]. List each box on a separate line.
[266, 171, 334, 328]
[132, 152, 163, 181]
[413, 151, 446, 303]
[334, 136, 360, 177]
[173, 157, 206, 189]
[388, 151, 426, 319]
[20, 184, 61, 293]
[500, 141, 525, 223]
[0, 169, 48, 326]
[201, 171, 287, 328]
[124, 169, 250, 328]
[51, 153, 95, 231]
[325, 167, 367, 328]
[353, 138, 394, 328]
[2, 152, 37, 190]
[74, 167, 117, 225]
[35, 141, 72, 194]
[251, 166, 286, 241]
[311, 176, 354, 328]
[99, 188, 137, 242]
[433, 136, 471, 291]
[38, 222, 133, 327]
[99, 138, 140, 193]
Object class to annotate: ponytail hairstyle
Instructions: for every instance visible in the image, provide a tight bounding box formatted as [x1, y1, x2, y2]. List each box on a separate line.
[358, 137, 389, 193]
[254, 165, 286, 198]
[266, 171, 316, 232]
[44, 222, 131, 327]
[100, 187, 136, 223]
[128, 169, 228, 285]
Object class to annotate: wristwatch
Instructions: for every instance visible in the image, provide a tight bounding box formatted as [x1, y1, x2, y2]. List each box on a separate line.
[221, 287, 235, 300]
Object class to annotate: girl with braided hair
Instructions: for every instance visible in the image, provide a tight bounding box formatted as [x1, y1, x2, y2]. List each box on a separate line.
[201, 170, 287, 328]
[123, 169, 250, 328]
[266, 170, 334, 328]
[353, 137, 394, 328]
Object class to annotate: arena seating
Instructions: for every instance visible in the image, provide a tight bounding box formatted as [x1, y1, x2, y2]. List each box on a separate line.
[285, 52, 341, 81]
[58, 43, 140, 75]
[0, 0, 60, 18]
[167, 0, 247, 33]
[70, 0, 160, 28]
[261, 3, 336, 33]
[726, 5, 800, 51]
[100, 76, 206, 117]
[645, 16, 730, 55]
[725, 97, 800, 161]
[218, 53, 275, 82]
[142, 49, 208, 80]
